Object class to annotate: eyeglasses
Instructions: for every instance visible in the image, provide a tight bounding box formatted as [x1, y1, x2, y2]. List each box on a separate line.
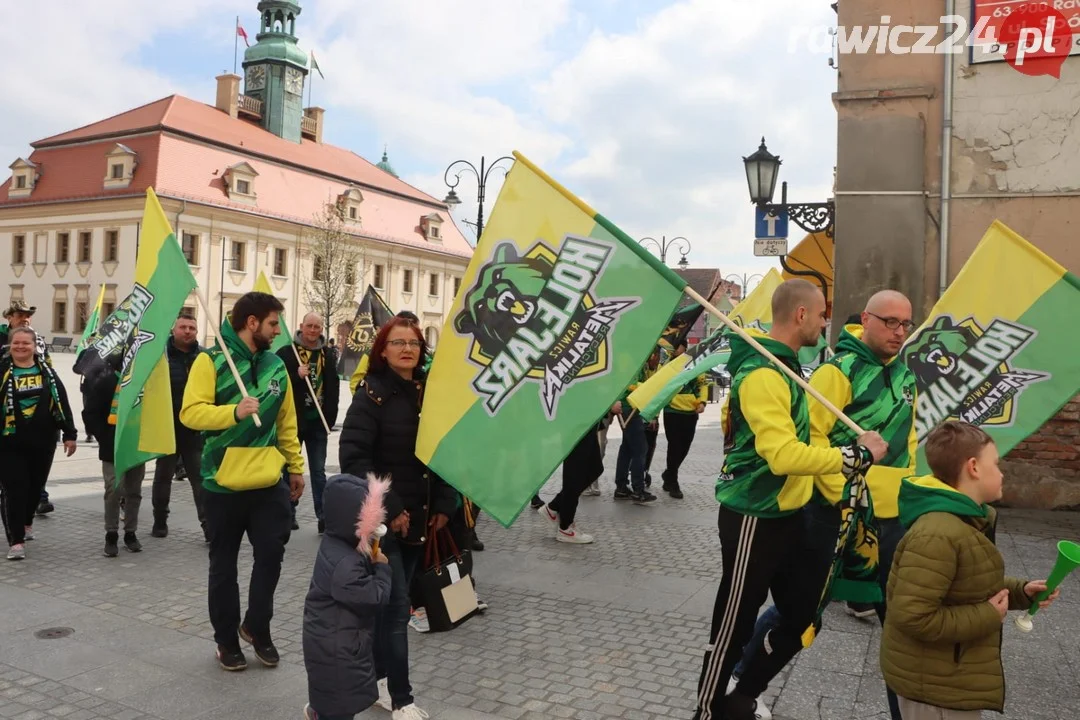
[386, 339, 423, 349]
[867, 312, 916, 333]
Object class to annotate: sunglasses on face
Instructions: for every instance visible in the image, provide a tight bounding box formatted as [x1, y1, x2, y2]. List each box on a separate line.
[387, 339, 423, 349]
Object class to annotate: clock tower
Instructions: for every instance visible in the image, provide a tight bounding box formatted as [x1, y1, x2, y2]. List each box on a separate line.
[242, 0, 308, 143]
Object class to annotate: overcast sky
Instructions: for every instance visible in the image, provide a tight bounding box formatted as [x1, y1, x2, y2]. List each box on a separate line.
[4, 0, 839, 287]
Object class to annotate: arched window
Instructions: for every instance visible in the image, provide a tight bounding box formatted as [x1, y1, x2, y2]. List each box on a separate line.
[273, 11, 284, 32]
[425, 326, 439, 349]
[262, 12, 270, 32]
[287, 14, 295, 34]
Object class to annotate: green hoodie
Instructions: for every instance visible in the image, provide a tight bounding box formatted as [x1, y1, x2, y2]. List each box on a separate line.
[717, 329, 847, 517]
[898, 474, 987, 529]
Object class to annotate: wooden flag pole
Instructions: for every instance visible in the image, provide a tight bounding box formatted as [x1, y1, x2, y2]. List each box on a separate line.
[683, 286, 865, 436]
[289, 342, 332, 434]
[193, 287, 262, 428]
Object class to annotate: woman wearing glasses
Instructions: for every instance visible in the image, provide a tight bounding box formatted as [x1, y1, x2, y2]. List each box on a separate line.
[338, 316, 457, 720]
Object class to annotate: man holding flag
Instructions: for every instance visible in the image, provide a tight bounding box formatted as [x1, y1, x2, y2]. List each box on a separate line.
[729, 290, 917, 720]
[180, 291, 305, 672]
[693, 279, 887, 720]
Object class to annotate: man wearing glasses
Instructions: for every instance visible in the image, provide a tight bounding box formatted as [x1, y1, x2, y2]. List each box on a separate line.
[728, 290, 918, 720]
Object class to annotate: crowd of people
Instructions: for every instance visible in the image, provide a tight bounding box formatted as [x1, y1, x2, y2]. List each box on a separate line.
[0, 281, 1061, 720]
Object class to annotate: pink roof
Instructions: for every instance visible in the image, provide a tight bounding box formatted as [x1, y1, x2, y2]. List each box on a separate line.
[3, 95, 472, 258]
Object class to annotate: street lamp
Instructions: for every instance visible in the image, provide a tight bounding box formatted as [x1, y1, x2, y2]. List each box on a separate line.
[724, 272, 764, 302]
[443, 155, 514, 243]
[742, 137, 832, 300]
[639, 235, 691, 268]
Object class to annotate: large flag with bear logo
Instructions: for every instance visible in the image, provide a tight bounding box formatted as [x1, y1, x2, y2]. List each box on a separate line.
[417, 151, 688, 526]
[111, 189, 198, 479]
[902, 220, 1080, 471]
[337, 285, 395, 379]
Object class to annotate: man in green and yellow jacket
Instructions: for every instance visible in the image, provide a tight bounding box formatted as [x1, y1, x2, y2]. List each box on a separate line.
[694, 279, 887, 720]
[730, 290, 918, 720]
[181, 291, 305, 674]
[659, 341, 709, 500]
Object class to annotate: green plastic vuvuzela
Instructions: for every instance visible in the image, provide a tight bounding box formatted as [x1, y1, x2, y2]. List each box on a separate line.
[1015, 540, 1080, 633]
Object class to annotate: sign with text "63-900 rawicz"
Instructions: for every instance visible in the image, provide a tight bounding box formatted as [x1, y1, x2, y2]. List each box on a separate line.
[972, 0, 1079, 76]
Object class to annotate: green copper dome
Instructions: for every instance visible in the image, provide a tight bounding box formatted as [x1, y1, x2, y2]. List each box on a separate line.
[376, 149, 399, 178]
[244, 0, 307, 68]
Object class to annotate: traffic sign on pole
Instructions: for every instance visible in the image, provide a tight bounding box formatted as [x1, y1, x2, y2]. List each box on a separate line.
[754, 206, 789, 240]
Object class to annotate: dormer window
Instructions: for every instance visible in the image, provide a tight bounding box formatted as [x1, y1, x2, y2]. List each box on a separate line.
[337, 187, 363, 223]
[420, 213, 444, 242]
[224, 161, 259, 206]
[8, 158, 39, 198]
[103, 144, 137, 189]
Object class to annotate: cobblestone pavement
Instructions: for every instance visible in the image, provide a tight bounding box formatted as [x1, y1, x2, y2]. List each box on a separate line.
[2, 355, 1079, 719]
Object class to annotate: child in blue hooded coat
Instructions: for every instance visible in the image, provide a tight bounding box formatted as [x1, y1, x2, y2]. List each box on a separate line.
[303, 474, 392, 720]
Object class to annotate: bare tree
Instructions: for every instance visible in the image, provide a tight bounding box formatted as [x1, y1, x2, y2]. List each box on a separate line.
[303, 202, 367, 338]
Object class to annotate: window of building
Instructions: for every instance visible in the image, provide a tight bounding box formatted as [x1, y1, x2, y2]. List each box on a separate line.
[425, 326, 438, 348]
[14, 175, 25, 189]
[402, 268, 414, 293]
[312, 255, 324, 281]
[231, 241, 246, 271]
[428, 272, 439, 296]
[103, 144, 137, 189]
[345, 263, 356, 286]
[102, 302, 115, 317]
[373, 264, 385, 289]
[8, 159, 38, 198]
[182, 232, 199, 265]
[78, 231, 92, 262]
[56, 233, 70, 263]
[182, 304, 197, 319]
[105, 230, 119, 262]
[349, 206, 357, 220]
[12, 234, 25, 264]
[53, 301, 68, 333]
[274, 248, 287, 276]
[224, 162, 258, 204]
[453, 276, 462, 297]
[421, 213, 443, 241]
[430, 225, 440, 239]
[111, 163, 124, 180]
[236, 179, 250, 195]
[337, 187, 363, 223]
[74, 302, 89, 332]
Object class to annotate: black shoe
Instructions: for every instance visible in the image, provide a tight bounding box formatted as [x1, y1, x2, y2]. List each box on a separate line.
[666, 484, 684, 500]
[36, 500, 54, 516]
[645, 472, 653, 488]
[469, 530, 485, 552]
[151, 518, 168, 538]
[631, 491, 657, 505]
[216, 643, 247, 671]
[317, 519, 325, 535]
[613, 488, 631, 499]
[530, 495, 544, 509]
[239, 624, 279, 667]
[104, 532, 119, 558]
[124, 532, 142, 552]
[722, 691, 757, 720]
[291, 518, 300, 531]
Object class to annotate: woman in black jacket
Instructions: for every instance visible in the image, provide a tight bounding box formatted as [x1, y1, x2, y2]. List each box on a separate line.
[0, 328, 77, 560]
[338, 317, 457, 719]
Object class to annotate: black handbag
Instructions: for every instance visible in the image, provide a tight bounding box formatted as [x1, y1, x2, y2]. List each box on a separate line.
[411, 527, 478, 632]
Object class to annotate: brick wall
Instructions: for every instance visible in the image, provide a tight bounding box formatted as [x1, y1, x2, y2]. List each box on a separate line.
[1005, 395, 1080, 472]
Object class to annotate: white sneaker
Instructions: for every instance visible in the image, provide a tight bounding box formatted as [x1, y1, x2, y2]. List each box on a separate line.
[476, 597, 488, 612]
[23, 526, 34, 541]
[375, 678, 392, 711]
[726, 676, 737, 695]
[754, 699, 773, 719]
[392, 704, 430, 720]
[7, 544, 26, 560]
[537, 503, 559, 526]
[556, 524, 594, 544]
[408, 608, 430, 633]
[583, 482, 601, 496]
[303, 703, 316, 720]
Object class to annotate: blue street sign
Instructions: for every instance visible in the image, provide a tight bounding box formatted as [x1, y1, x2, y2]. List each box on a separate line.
[755, 206, 789, 240]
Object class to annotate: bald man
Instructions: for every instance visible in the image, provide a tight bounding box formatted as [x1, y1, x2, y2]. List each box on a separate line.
[278, 312, 340, 533]
[729, 289, 917, 720]
[693, 280, 888, 720]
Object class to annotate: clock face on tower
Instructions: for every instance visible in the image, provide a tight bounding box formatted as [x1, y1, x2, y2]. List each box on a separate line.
[246, 65, 266, 92]
[285, 67, 303, 96]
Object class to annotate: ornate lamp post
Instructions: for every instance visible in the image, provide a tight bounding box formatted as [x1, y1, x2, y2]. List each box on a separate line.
[639, 235, 691, 268]
[724, 272, 764, 302]
[742, 138, 832, 299]
[442, 155, 514, 243]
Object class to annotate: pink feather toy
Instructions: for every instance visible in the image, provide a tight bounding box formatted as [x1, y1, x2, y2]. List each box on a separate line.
[355, 475, 390, 557]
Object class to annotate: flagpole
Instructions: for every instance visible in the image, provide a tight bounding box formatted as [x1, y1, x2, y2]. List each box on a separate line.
[234, 16, 239, 74]
[289, 342, 332, 434]
[684, 286, 864, 436]
[192, 286, 263, 428]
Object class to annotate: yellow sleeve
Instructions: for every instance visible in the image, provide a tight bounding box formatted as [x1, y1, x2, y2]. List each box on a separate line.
[806, 364, 853, 503]
[276, 378, 305, 475]
[739, 367, 844, 477]
[695, 376, 709, 405]
[348, 353, 369, 395]
[180, 353, 238, 431]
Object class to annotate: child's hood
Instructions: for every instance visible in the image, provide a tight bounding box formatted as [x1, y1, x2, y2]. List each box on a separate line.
[322, 473, 369, 546]
[898, 475, 987, 529]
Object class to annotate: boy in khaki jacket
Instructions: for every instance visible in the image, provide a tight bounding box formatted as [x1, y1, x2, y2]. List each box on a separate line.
[880, 421, 1060, 719]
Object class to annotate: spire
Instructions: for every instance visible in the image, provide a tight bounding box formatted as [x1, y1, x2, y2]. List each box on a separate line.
[376, 146, 399, 178]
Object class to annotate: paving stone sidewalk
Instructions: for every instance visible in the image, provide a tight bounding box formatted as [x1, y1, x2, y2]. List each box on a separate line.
[2, 355, 1078, 719]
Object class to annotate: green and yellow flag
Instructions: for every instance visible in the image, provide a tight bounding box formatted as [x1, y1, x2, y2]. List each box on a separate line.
[417, 151, 688, 526]
[112, 189, 198, 478]
[75, 284, 106, 355]
[254, 271, 293, 353]
[902, 220, 1080, 469]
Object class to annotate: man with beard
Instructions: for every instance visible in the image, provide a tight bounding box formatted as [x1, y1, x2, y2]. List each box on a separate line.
[278, 312, 339, 534]
[180, 292, 305, 672]
[151, 313, 207, 540]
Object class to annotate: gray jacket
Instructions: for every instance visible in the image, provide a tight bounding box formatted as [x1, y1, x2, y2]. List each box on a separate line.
[303, 474, 392, 716]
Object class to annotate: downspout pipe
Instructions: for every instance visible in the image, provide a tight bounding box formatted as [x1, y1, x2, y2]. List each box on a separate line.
[939, 2, 955, 298]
